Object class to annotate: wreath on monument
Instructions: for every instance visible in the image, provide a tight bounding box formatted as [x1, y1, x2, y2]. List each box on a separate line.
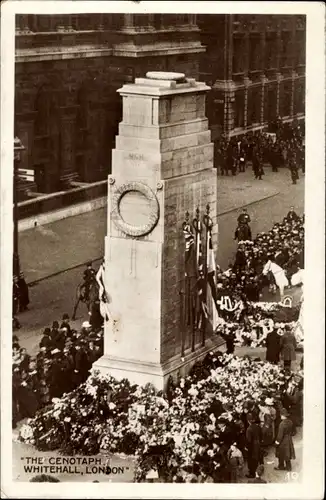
[111, 181, 160, 237]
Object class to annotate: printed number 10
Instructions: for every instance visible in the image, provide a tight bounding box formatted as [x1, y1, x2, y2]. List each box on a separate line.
[285, 472, 299, 481]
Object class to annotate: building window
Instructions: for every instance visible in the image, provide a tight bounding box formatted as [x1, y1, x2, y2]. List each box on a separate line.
[234, 90, 245, 128]
[265, 34, 277, 69]
[294, 81, 305, 115]
[266, 85, 277, 123]
[247, 86, 261, 125]
[161, 14, 176, 27]
[153, 14, 163, 30]
[34, 89, 50, 137]
[281, 31, 291, 67]
[33, 15, 55, 32]
[295, 31, 306, 67]
[176, 14, 187, 26]
[280, 81, 292, 117]
[232, 36, 244, 74]
[249, 35, 261, 71]
[133, 14, 150, 27]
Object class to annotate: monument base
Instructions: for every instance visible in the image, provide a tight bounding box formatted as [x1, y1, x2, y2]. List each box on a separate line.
[93, 336, 226, 391]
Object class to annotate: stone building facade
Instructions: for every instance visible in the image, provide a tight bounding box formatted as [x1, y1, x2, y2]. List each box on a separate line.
[198, 14, 306, 144]
[15, 14, 305, 194]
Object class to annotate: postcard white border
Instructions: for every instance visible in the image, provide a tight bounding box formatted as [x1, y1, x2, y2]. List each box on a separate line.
[1, 1, 325, 499]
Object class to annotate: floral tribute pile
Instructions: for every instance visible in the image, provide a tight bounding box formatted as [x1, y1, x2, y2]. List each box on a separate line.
[215, 212, 304, 302]
[211, 211, 304, 347]
[19, 352, 303, 483]
[215, 300, 302, 348]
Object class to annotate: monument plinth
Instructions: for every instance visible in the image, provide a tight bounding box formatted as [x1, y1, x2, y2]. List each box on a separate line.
[93, 72, 222, 389]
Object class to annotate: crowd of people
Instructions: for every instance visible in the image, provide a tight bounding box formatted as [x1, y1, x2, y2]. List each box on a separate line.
[186, 351, 303, 482]
[214, 207, 304, 306]
[216, 119, 304, 183]
[12, 316, 103, 427]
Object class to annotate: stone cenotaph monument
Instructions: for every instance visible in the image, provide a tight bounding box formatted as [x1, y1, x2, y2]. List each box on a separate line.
[93, 72, 221, 389]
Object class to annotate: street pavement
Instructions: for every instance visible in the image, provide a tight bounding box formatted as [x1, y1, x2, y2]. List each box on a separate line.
[15, 167, 304, 356]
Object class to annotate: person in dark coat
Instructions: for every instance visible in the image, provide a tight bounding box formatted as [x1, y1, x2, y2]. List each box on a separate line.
[52, 327, 66, 351]
[227, 442, 244, 483]
[289, 160, 299, 185]
[265, 328, 281, 364]
[245, 413, 262, 478]
[60, 313, 72, 336]
[89, 299, 104, 331]
[13, 276, 20, 316]
[279, 326, 297, 372]
[73, 344, 90, 386]
[274, 408, 296, 471]
[285, 207, 300, 223]
[252, 149, 263, 180]
[46, 349, 64, 399]
[221, 331, 235, 354]
[39, 327, 53, 351]
[18, 272, 30, 312]
[237, 208, 251, 226]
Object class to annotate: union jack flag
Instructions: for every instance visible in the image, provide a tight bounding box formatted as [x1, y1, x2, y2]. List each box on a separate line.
[182, 220, 195, 278]
[194, 217, 209, 328]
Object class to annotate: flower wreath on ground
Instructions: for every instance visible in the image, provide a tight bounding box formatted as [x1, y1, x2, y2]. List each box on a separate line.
[19, 353, 303, 483]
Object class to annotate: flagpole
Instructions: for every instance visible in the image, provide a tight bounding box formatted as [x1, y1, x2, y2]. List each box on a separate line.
[192, 207, 201, 352]
[201, 204, 210, 347]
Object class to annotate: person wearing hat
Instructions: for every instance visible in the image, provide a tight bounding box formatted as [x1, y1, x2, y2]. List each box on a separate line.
[18, 272, 30, 312]
[39, 327, 53, 351]
[82, 262, 96, 302]
[259, 399, 276, 454]
[81, 320, 92, 334]
[265, 327, 281, 365]
[60, 313, 72, 336]
[12, 275, 20, 316]
[284, 206, 300, 223]
[73, 346, 88, 387]
[279, 325, 297, 372]
[274, 408, 296, 471]
[245, 412, 262, 478]
[227, 441, 244, 483]
[52, 325, 66, 351]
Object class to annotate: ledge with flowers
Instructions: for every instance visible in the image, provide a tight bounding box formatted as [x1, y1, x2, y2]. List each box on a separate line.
[211, 211, 304, 348]
[18, 350, 303, 483]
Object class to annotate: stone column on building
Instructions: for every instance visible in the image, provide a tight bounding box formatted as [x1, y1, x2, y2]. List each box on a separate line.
[59, 106, 79, 187]
[275, 72, 283, 118]
[243, 76, 252, 128]
[122, 14, 134, 30]
[93, 72, 222, 390]
[243, 31, 250, 80]
[260, 74, 269, 124]
[290, 71, 297, 117]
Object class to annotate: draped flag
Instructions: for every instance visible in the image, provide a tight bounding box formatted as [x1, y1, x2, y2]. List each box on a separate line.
[95, 261, 111, 322]
[182, 221, 196, 278]
[182, 219, 196, 329]
[195, 218, 209, 329]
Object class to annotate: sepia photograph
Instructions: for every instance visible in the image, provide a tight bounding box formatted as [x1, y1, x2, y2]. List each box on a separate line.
[1, 1, 324, 498]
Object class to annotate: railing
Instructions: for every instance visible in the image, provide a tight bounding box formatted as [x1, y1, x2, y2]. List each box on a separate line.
[18, 180, 108, 220]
